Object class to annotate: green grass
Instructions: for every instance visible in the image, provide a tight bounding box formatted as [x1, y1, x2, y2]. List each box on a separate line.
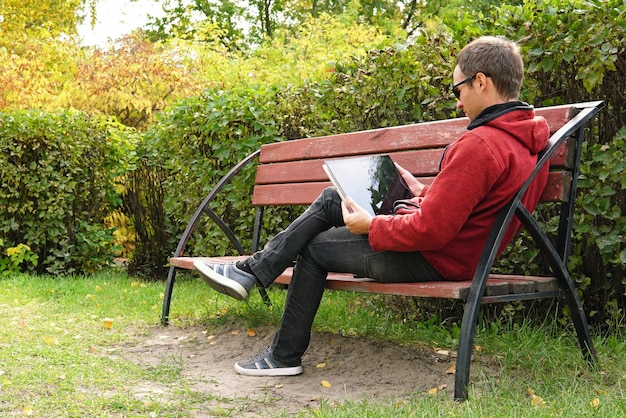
[0, 270, 624, 417]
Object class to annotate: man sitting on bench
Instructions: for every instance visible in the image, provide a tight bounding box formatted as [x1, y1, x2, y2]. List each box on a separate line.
[193, 35, 550, 377]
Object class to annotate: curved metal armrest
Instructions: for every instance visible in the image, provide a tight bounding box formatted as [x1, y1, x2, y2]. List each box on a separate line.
[171, 149, 261, 259]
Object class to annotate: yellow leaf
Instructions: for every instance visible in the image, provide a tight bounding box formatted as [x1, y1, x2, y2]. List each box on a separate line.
[446, 364, 456, 374]
[531, 394, 547, 407]
[316, 362, 326, 369]
[22, 406, 34, 416]
[321, 380, 332, 388]
[103, 319, 113, 329]
[590, 397, 600, 408]
[247, 328, 256, 337]
[428, 387, 438, 395]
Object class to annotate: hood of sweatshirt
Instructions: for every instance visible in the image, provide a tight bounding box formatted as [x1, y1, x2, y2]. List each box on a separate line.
[467, 101, 549, 154]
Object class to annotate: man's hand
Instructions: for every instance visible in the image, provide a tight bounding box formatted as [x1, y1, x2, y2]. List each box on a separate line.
[395, 162, 425, 196]
[342, 197, 373, 235]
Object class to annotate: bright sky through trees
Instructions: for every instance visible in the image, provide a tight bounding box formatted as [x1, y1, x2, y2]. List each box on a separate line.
[78, 0, 164, 47]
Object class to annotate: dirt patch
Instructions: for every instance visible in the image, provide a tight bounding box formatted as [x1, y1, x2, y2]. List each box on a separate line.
[121, 324, 457, 416]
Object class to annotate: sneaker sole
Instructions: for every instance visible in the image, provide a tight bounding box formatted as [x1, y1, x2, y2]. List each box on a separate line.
[193, 261, 249, 301]
[234, 362, 303, 376]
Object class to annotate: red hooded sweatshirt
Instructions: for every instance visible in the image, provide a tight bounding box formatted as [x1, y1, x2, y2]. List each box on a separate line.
[368, 103, 550, 280]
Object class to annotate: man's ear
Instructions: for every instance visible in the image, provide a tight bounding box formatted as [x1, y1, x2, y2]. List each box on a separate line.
[476, 72, 490, 91]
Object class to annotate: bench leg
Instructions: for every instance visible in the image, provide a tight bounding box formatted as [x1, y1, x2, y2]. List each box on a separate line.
[454, 294, 481, 401]
[160, 265, 177, 326]
[559, 273, 597, 364]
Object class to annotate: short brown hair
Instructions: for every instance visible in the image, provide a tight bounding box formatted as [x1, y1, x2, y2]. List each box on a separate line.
[456, 36, 524, 100]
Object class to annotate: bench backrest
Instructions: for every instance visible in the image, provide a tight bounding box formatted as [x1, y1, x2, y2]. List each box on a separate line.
[252, 105, 578, 207]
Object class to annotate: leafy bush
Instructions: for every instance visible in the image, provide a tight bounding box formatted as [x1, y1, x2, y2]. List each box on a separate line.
[275, 28, 460, 139]
[0, 239, 38, 276]
[127, 86, 289, 276]
[0, 110, 137, 274]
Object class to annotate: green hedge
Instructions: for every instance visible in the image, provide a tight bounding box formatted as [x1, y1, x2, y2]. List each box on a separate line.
[0, 110, 137, 274]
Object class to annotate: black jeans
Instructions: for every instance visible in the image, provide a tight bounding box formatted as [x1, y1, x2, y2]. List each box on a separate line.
[247, 187, 443, 366]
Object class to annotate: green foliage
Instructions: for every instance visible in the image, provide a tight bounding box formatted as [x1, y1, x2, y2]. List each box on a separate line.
[0, 239, 39, 276]
[128, 86, 286, 275]
[275, 27, 460, 139]
[171, 12, 397, 93]
[574, 126, 626, 328]
[0, 110, 137, 274]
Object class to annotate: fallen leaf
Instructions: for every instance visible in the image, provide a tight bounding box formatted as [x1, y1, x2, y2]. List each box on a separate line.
[531, 394, 547, 407]
[321, 380, 332, 388]
[247, 328, 256, 337]
[438, 384, 448, 390]
[446, 364, 456, 374]
[427, 387, 438, 395]
[275, 384, 283, 389]
[231, 330, 240, 336]
[590, 397, 600, 408]
[207, 335, 216, 340]
[103, 319, 113, 329]
[316, 362, 326, 369]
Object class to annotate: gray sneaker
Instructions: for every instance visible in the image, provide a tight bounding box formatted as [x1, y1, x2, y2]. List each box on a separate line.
[193, 261, 256, 300]
[235, 347, 303, 376]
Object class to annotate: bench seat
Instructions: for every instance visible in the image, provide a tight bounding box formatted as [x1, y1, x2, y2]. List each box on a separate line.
[171, 256, 560, 301]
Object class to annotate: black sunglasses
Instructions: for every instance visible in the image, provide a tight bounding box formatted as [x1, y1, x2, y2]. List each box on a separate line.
[451, 73, 491, 99]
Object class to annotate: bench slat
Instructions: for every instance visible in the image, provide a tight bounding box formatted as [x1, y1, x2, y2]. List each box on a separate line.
[251, 170, 571, 206]
[258, 106, 572, 164]
[255, 143, 572, 187]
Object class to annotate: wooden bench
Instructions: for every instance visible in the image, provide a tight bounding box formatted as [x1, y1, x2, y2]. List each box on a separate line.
[161, 101, 603, 401]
